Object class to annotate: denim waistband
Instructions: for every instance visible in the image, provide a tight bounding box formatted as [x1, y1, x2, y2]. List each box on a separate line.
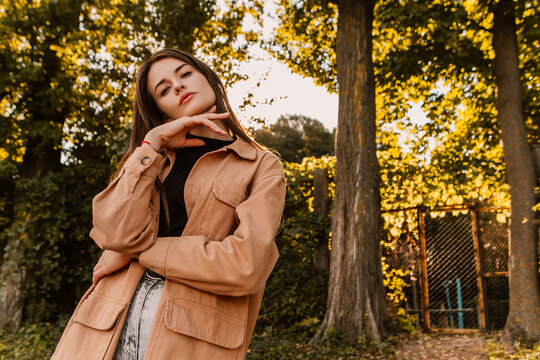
[145, 268, 165, 281]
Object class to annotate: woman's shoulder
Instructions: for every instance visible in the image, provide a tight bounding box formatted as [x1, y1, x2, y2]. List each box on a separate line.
[229, 136, 283, 166]
[251, 149, 285, 179]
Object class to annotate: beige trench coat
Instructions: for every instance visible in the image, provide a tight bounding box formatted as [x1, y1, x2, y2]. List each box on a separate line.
[51, 136, 287, 360]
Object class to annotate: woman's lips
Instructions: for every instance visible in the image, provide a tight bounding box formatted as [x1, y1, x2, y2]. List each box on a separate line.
[180, 92, 195, 106]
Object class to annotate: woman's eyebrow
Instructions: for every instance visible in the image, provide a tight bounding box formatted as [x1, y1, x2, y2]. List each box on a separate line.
[154, 63, 188, 93]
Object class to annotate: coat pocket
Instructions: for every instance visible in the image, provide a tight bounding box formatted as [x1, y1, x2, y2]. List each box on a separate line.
[200, 181, 247, 241]
[52, 292, 127, 360]
[73, 293, 126, 330]
[212, 181, 246, 208]
[163, 297, 246, 350]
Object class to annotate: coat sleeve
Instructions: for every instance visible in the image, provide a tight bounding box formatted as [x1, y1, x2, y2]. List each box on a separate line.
[137, 153, 287, 297]
[89, 143, 166, 255]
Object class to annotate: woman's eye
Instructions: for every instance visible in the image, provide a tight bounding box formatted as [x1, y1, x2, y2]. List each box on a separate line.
[181, 71, 192, 78]
[160, 86, 170, 96]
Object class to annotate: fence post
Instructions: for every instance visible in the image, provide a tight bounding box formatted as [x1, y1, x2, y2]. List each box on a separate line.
[313, 168, 330, 271]
[470, 206, 488, 331]
[417, 206, 431, 331]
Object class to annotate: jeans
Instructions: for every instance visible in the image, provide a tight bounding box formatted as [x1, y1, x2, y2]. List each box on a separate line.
[113, 269, 164, 360]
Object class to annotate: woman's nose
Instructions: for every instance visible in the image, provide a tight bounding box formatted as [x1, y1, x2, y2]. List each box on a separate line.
[175, 83, 185, 93]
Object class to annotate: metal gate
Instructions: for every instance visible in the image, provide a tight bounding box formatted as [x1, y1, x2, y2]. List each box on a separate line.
[383, 204, 510, 331]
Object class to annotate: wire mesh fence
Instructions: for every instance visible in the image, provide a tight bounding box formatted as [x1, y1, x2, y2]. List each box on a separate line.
[382, 205, 510, 331]
[478, 209, 510, 330]
[425, 211, 478, 329]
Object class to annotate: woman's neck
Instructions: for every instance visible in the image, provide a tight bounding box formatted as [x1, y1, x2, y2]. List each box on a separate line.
[187, 119, 234, 140]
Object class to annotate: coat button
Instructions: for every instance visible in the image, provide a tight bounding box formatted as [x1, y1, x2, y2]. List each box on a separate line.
[141, 157, 151, 166]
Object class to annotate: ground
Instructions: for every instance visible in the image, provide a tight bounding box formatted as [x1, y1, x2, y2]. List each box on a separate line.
[395, 333, 491, 360]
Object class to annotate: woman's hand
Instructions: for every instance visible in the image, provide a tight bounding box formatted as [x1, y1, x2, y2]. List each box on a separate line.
[144, 105, 229, 151]
[92, 250, 134, 286]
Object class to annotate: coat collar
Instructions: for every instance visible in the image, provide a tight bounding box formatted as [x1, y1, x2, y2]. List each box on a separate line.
[223, 134, 258, 161]
[163, 133, 257, 163]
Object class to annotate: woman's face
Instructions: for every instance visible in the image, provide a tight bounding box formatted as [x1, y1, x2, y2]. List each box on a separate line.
[147, 57, 216, 121]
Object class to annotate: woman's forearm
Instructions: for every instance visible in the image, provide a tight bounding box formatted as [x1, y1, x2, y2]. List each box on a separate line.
[90, 144, 166, 255]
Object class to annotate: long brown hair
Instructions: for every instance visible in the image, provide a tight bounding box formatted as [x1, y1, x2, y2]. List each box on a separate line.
[110, 48, 269, 228]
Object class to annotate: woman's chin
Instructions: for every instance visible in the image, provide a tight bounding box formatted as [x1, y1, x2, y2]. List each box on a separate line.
[165, 102, 216, 121]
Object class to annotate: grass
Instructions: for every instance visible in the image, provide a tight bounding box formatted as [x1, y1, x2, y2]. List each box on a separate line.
[247, 330, 402, 360]
[0, 321, 64, 360]
[486, 337, 540, 359]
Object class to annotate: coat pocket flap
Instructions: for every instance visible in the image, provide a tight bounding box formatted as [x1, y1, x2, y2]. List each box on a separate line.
[212, 181, 246, 208]
[164, 298, 246, 349]
[73, 293, 126, 331]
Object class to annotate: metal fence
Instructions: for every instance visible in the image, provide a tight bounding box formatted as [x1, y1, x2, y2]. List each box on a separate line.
[382, 204, 510, 331]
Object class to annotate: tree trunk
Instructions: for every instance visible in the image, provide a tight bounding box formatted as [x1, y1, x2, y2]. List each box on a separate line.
[492, 0, 540, 343]
[0, 242, 25, 330]
[310, 0, 387, 345]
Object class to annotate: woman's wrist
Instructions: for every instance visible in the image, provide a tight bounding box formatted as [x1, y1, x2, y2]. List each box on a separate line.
[142, 133, 163, 153]
[141, 140, 161, 153]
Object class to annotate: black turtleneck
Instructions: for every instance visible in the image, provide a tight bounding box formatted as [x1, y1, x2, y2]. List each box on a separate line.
[157, 131, 237, 237]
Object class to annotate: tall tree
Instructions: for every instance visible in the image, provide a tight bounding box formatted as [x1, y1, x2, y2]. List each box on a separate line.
[491, 0, 540, 342]
[310, 0, 388, 344]
[267, 0, 539, 339]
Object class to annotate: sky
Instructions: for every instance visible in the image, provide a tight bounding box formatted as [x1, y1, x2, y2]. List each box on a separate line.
[225, 53, 339, 131]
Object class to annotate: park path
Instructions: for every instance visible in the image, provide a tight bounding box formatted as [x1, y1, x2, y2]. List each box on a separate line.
[394, 333, 491, 360]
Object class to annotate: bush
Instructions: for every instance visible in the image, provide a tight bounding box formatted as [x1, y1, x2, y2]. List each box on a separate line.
[256, 156, 334, 337]
[0, 320, 66, 360]
[0, 163, 109, 323]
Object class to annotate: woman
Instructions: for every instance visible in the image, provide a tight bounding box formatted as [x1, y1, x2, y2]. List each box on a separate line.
[51, 49, 287, 360]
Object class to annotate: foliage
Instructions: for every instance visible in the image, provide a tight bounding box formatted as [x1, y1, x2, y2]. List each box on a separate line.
[263, 0, 540, 215]
[0, 160, 16, 255]
[382, 261, 409, 307]
[256, 156, 334, 337]
[1, 164, 106, 322]
[252, 114, 335, 163]
[0, 320, 66, 360]
[486, 337, 540, 359]
[382, 257, 417, 336]
[193, 0, 265, 87]
[246, 330, 398, 360]
[264, 0, 338, 93]
[0, 0, 262, 168]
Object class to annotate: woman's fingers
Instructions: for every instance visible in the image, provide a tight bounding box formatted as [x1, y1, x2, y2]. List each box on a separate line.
[203, 112, 229, 120]
[173, 112, 229, 125]
[91, 250, 133, 286]
[203, 105, 217, 114]
[93, 259, 104, 285]
[92, 268, 102, 286]
[196, 116, 228, 134]
[180, 116, 228, 135]
[154, 112, 230, 150]
[165, 114, 227, 135]
[182, 138, 206, 147]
